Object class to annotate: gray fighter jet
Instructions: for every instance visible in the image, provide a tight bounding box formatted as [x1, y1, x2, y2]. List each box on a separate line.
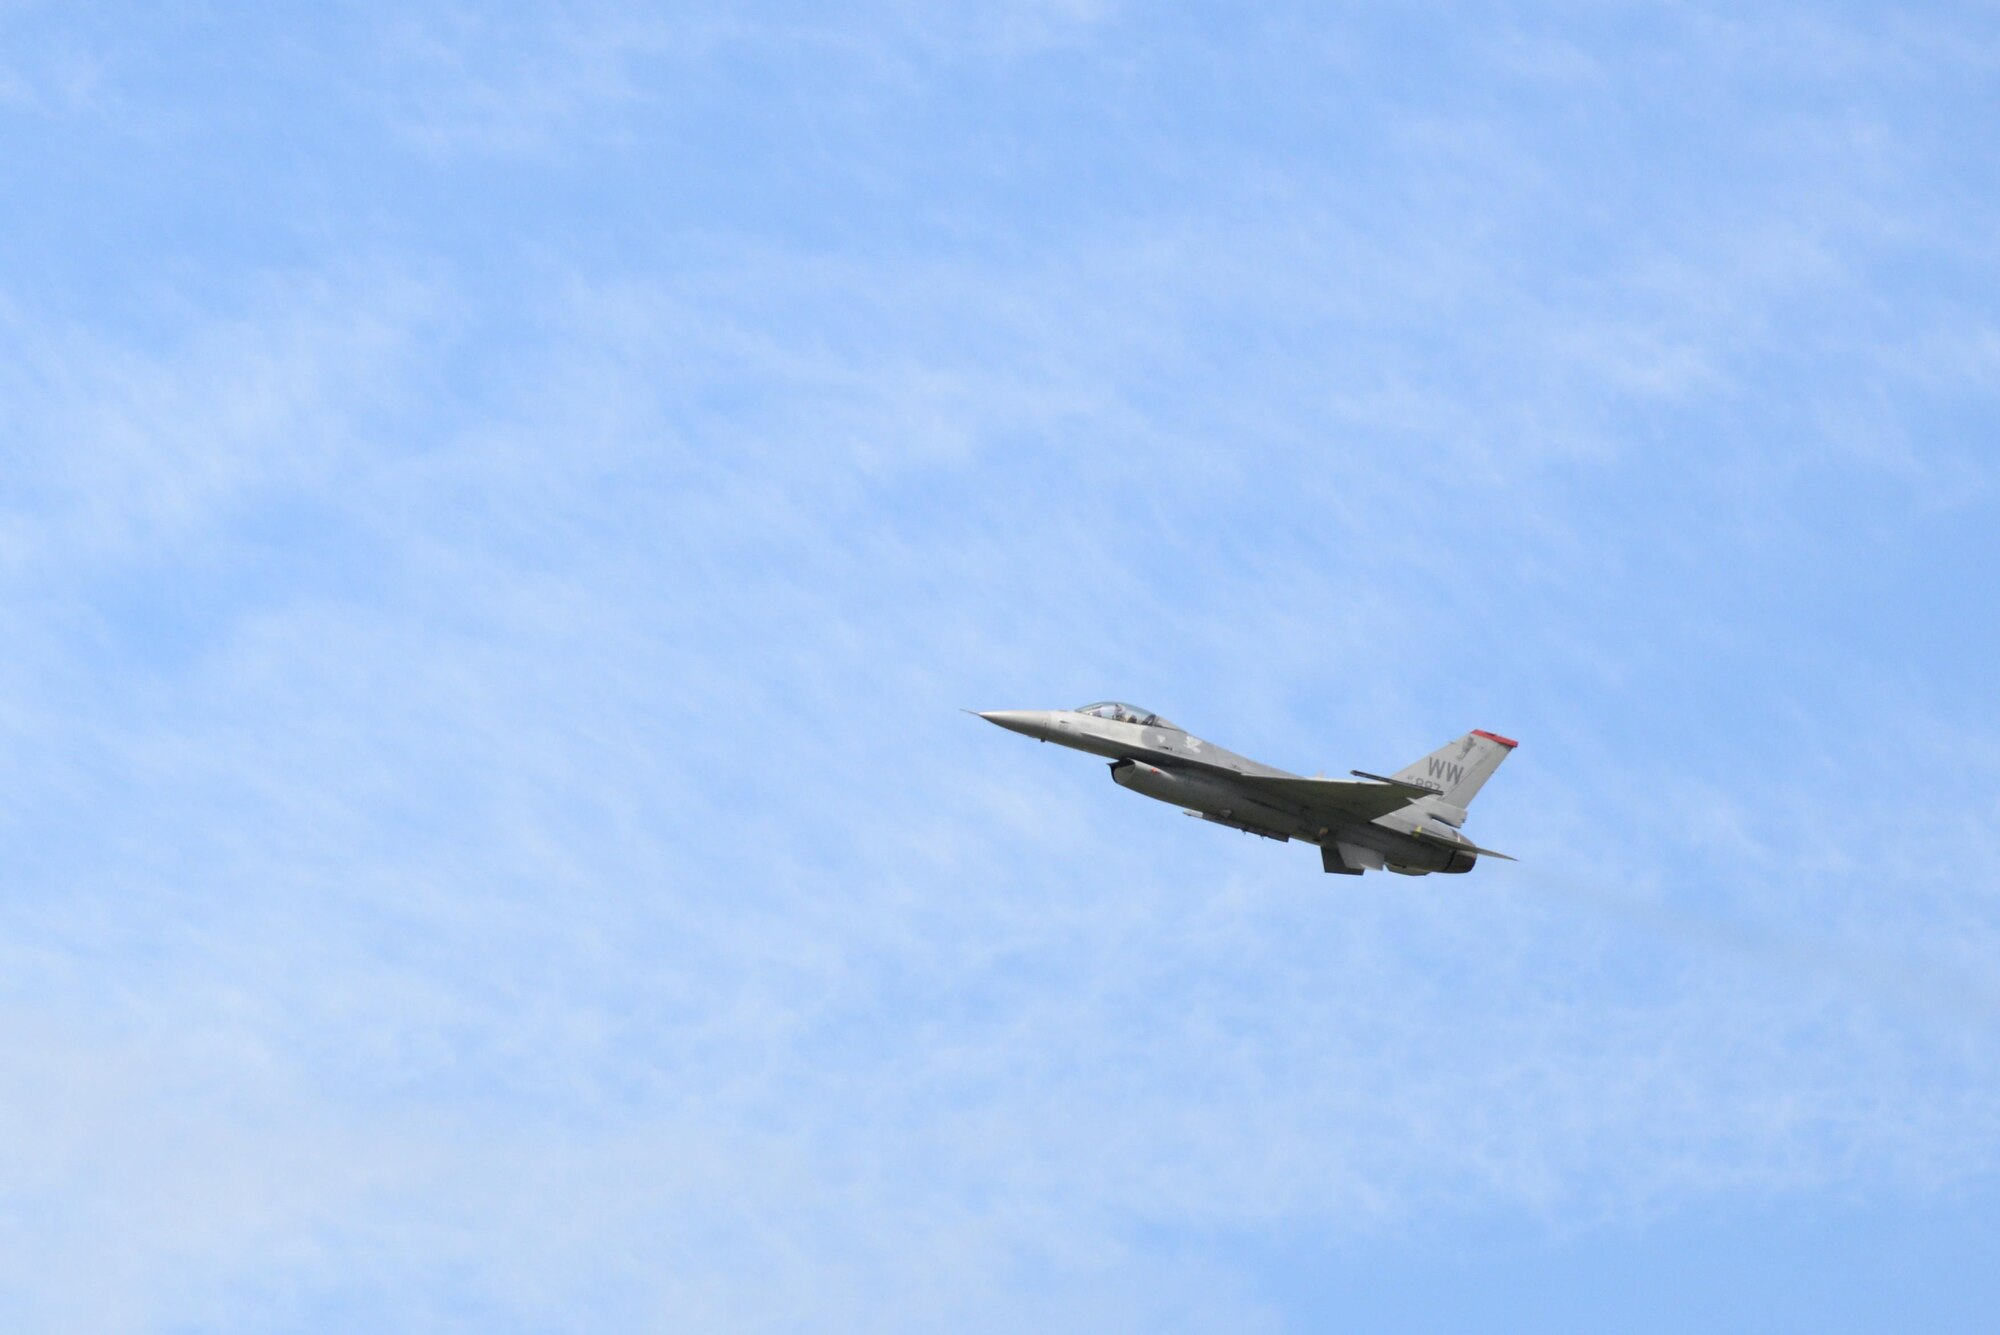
[976, 703, 1517, 874]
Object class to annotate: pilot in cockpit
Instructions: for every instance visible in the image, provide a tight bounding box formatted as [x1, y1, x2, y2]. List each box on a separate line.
[1075, 701, 1180, 731]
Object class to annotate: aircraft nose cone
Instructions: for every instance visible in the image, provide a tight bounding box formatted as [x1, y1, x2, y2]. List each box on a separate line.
[977, 710, 1049, 738]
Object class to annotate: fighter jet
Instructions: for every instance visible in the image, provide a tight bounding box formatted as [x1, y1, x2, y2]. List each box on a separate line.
[975, 703, 1517, 874]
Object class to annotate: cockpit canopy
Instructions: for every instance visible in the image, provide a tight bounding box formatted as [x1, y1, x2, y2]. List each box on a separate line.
[1074, 701, 1181, 731]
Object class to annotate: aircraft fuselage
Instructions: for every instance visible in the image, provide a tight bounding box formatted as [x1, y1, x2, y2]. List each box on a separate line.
[976, 706, 1514, 876]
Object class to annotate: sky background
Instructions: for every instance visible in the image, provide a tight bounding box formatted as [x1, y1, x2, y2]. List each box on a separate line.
[4, 2, 2000, 1330]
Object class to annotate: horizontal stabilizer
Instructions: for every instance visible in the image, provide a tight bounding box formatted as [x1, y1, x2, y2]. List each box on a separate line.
[1411, 827, 1517, 861]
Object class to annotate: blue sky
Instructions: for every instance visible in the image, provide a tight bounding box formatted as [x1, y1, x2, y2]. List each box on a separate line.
[4, 2, 1999, 1329]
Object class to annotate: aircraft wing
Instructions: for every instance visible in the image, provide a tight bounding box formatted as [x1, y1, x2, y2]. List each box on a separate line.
[1227, 775, 1427, 823]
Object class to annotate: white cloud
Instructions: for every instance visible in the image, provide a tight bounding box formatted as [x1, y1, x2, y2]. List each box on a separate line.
[0, 272, 438, 572]
[8, 221, 1998, 1327]
[6, 1, 2000, 1326]
[365, 0, 1119, 156]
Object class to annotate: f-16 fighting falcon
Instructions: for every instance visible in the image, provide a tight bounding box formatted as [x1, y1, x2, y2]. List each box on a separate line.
[975, 703, 1518, 875]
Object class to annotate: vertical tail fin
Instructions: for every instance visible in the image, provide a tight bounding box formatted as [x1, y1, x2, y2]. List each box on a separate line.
[1390, 730, 1517, 817]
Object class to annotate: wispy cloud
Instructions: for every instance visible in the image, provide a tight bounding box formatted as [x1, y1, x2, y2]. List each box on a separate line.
[367, 1, 1120, 155]
[5, 1, 2000, 1329]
